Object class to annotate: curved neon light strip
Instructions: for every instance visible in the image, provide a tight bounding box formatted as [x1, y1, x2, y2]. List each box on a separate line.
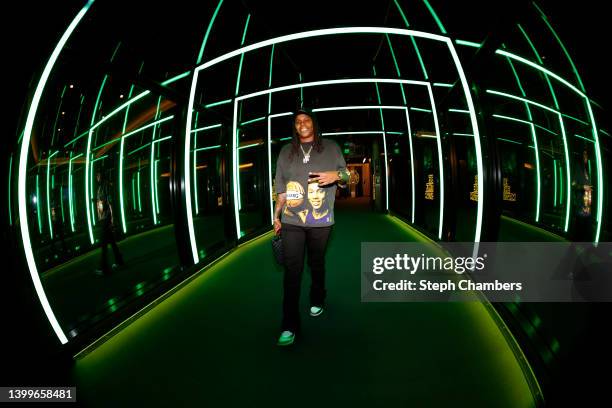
[382, 130, 390, 211]
[192, 123, 223, 133]
[18, 0, 94, 345]
[385, 35, 407, 104]
[455, 39, 482, 48]
[36, 174, 42, 233]
[193, 113, 199, 215]
[85, 73, 107, 243]
[239, 78, 429, 100]
[426, 84, 444, 239]
[8, 155, 13, 226]
[195, 28, 448, 72]
[391, 1, 430, 80]
[444, 39, 483, 243]
[150, 97, 163, 226]
[119, 84, 135, 234]
[267, 116, 274, 225]
[323, 131, 385, 136]
[372, 67, 389, 211]
[403, 107, 415, 223]
[517, 24, 559, 109]
[502, 52, 541, 222]
[68, 153, 83, 232]
[232, 99, 241, 238]
[268, 44, 275, 113]
[421, 0, 447, 34]
[185, 69, 201, 263]
[557, 115, 571, 232]
[515, 27, 561, 223]
[196, 0, 224, 65]
[234, 15, 251, 215]
[46, 151, 59, 238]
[531, 2, 586, 92]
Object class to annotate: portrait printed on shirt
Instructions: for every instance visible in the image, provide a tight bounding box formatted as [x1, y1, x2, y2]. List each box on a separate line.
[305, 180, 332, 224]
[283, 179, 333, 224]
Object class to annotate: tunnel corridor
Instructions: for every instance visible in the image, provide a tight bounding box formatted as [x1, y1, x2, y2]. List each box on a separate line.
[6, 0, 612, 406]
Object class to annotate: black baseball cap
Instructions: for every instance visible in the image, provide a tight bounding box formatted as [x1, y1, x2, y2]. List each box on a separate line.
[293, 107, 314, 119]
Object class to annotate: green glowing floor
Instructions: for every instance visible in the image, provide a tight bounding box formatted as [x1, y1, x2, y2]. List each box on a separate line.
[498, 215, 566, 242]
[72, 201, 537, 407]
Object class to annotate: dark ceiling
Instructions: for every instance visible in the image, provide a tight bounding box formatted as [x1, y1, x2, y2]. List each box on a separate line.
[7, 0, 610, 142]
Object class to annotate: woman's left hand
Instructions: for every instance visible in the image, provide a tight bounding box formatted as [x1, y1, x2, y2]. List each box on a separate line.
[309, 171, 339, 186]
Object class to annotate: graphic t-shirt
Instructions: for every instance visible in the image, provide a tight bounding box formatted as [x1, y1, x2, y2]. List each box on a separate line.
[275, 138, 348, 227]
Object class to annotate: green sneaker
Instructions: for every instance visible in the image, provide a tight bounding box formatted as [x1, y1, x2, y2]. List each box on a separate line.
[277, 330, 295, 346]
[309, 306, 324, 317]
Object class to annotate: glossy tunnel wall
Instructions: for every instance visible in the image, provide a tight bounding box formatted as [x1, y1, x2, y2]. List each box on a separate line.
[9, 0, 610, 374]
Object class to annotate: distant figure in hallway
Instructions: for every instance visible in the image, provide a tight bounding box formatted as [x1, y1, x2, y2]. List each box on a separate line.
[95, 170, 124, 276]
[273, 108, 350, 346]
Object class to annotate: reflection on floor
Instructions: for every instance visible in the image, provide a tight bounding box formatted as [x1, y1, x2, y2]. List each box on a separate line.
[72, 202, 536, 407]
[498, 215, 566, 242]
[42, 224, 180, 333]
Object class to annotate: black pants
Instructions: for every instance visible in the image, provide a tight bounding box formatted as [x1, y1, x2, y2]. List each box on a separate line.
[281, 223, 332, 332]
[99, 221, 123, 273]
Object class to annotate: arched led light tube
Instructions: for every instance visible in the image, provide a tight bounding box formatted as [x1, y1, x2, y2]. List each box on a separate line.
[323, 131, 385, 136]
[86, 74, 108, 240]
[192, 123, 222, 216]
[196, 0, 224, 65]
[8, 155, 13, 226]
[192, 123, 222, 133]
[455, 39, 482, 48]
[204, 99, 231, 109]
[118, 85, 136, 234]
[46, 151, 59, 238]
[426, 84, 444, 239]
[149, 97, 163, 226]
[18, 0, 94, 345]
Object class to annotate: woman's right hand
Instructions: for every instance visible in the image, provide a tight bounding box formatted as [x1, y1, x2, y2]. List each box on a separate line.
[274, 219, 282, 235]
